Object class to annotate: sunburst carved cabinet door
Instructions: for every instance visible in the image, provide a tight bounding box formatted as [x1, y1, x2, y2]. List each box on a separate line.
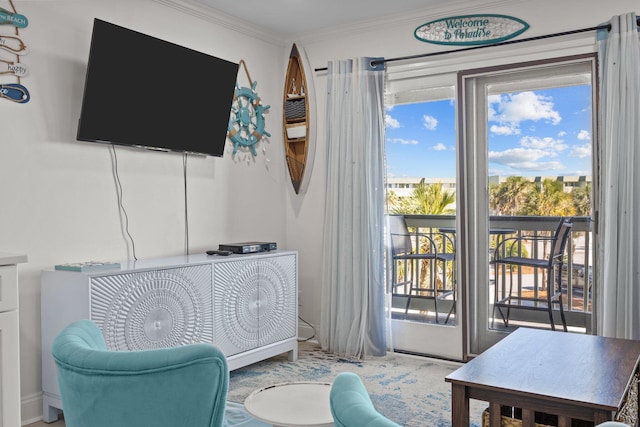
[212, 255, 297, 356]
[90, 265, 214, 351]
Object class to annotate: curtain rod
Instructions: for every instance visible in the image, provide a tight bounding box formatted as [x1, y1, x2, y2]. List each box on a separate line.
[314, 18, 640, 72]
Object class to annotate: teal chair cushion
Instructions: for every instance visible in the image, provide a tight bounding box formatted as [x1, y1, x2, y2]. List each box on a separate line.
[330, 372, 401, 427]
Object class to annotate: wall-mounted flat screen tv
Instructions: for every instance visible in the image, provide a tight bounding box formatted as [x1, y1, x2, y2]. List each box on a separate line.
[77, 19, 238, 157]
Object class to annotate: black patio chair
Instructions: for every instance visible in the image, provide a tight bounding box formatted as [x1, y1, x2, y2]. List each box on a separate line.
[388, 215, 455, 323]
[492, 217, 573, 331]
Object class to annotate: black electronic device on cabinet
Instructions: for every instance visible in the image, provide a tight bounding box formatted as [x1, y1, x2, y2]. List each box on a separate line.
[218, 242, 277, 254]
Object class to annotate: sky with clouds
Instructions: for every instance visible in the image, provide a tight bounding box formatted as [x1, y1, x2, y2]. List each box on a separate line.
[385, 85, 592, 179]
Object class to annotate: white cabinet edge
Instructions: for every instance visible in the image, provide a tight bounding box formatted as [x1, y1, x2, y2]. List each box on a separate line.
[0, 252, 27, 266]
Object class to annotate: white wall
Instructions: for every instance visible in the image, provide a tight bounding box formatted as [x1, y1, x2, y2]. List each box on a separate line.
[286, 0, 639, 353]
[0, 0, 290, 423]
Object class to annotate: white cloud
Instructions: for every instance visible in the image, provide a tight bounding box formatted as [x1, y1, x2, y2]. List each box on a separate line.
[577, 130, 591, 141]
[385, 114, 400, 129]
[433, 143, 447, 151]
[489, 91, 562, 135]
[489, 148, 563, 171]
[558, 131, 567, 137]
[490, 124, 520, 136]
[570, 143, 592, 158]
[489, 148, 551, 163]
[423, 115, 438, 131]
[519, 136, 567, 152]
[388, 138, 418, 145]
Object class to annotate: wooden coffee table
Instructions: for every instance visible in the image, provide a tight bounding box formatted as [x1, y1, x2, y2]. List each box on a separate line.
[446, 328, 640, 427]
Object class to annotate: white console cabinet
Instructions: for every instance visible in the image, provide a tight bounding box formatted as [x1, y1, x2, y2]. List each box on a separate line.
[41, 251, 297, 423]
[0, 252, 27, 427]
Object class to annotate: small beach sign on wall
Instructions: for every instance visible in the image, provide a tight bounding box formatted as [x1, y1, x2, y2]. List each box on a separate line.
[415, 14, 529, 46]
[0, 0, 30, 103]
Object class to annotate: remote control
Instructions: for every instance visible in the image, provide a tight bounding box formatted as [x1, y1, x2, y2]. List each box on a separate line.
[206, 250, 232, 256]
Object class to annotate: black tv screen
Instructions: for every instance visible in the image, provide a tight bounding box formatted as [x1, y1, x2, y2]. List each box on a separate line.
[77, 19, 238, 157]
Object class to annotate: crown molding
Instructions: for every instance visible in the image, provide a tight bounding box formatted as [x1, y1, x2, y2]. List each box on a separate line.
[153, 0, 287, 47]
[289, 0, 529, 44]
[154, 0, 529, 47]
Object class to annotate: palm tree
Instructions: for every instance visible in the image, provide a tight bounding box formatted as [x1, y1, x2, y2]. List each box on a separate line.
[390, 180, 455, 215]
[571, 183, 591, 216]
[489, 176, 536, 216]
[412, 181, 456, 215]
[526, 179, 575, 217]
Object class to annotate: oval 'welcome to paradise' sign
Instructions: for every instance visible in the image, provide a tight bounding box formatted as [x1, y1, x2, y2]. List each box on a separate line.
[415, 14, 529, 46]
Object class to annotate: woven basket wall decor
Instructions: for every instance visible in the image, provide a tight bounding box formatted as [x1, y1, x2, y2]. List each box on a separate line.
[285, 99, 306, 120]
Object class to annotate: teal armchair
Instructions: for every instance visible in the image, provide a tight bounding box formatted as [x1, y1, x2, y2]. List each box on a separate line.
[330, 372, 401, 427]
[52, 319, 229, 427]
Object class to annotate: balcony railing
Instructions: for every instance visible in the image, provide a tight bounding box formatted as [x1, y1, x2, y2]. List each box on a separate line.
[390, 214, 593, 332]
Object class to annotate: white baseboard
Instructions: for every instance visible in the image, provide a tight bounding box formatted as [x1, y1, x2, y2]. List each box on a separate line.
[21, 392, 45, 426]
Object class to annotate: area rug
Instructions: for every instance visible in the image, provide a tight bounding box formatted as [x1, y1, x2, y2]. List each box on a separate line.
[228, 342, 486, 427]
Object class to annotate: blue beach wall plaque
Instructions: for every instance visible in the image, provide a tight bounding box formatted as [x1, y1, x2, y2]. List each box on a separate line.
[415, 14, 529, 46]
[0, 8, 28, 28]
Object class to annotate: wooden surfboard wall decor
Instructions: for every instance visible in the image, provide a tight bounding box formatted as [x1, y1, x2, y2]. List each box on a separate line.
[282, 43, 315, 194]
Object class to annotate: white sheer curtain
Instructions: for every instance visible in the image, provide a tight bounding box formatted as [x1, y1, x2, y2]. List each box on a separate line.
[320, 57, 387, 358]
[597, 12, 640, 340]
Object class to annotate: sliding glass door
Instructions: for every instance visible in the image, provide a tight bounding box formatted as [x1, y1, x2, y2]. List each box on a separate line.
[385, 73, 463, 360]
[459, 55, 597, 355]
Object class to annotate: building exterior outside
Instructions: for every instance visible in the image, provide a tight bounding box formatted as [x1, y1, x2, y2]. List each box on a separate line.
[387, 175, 591, 200]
